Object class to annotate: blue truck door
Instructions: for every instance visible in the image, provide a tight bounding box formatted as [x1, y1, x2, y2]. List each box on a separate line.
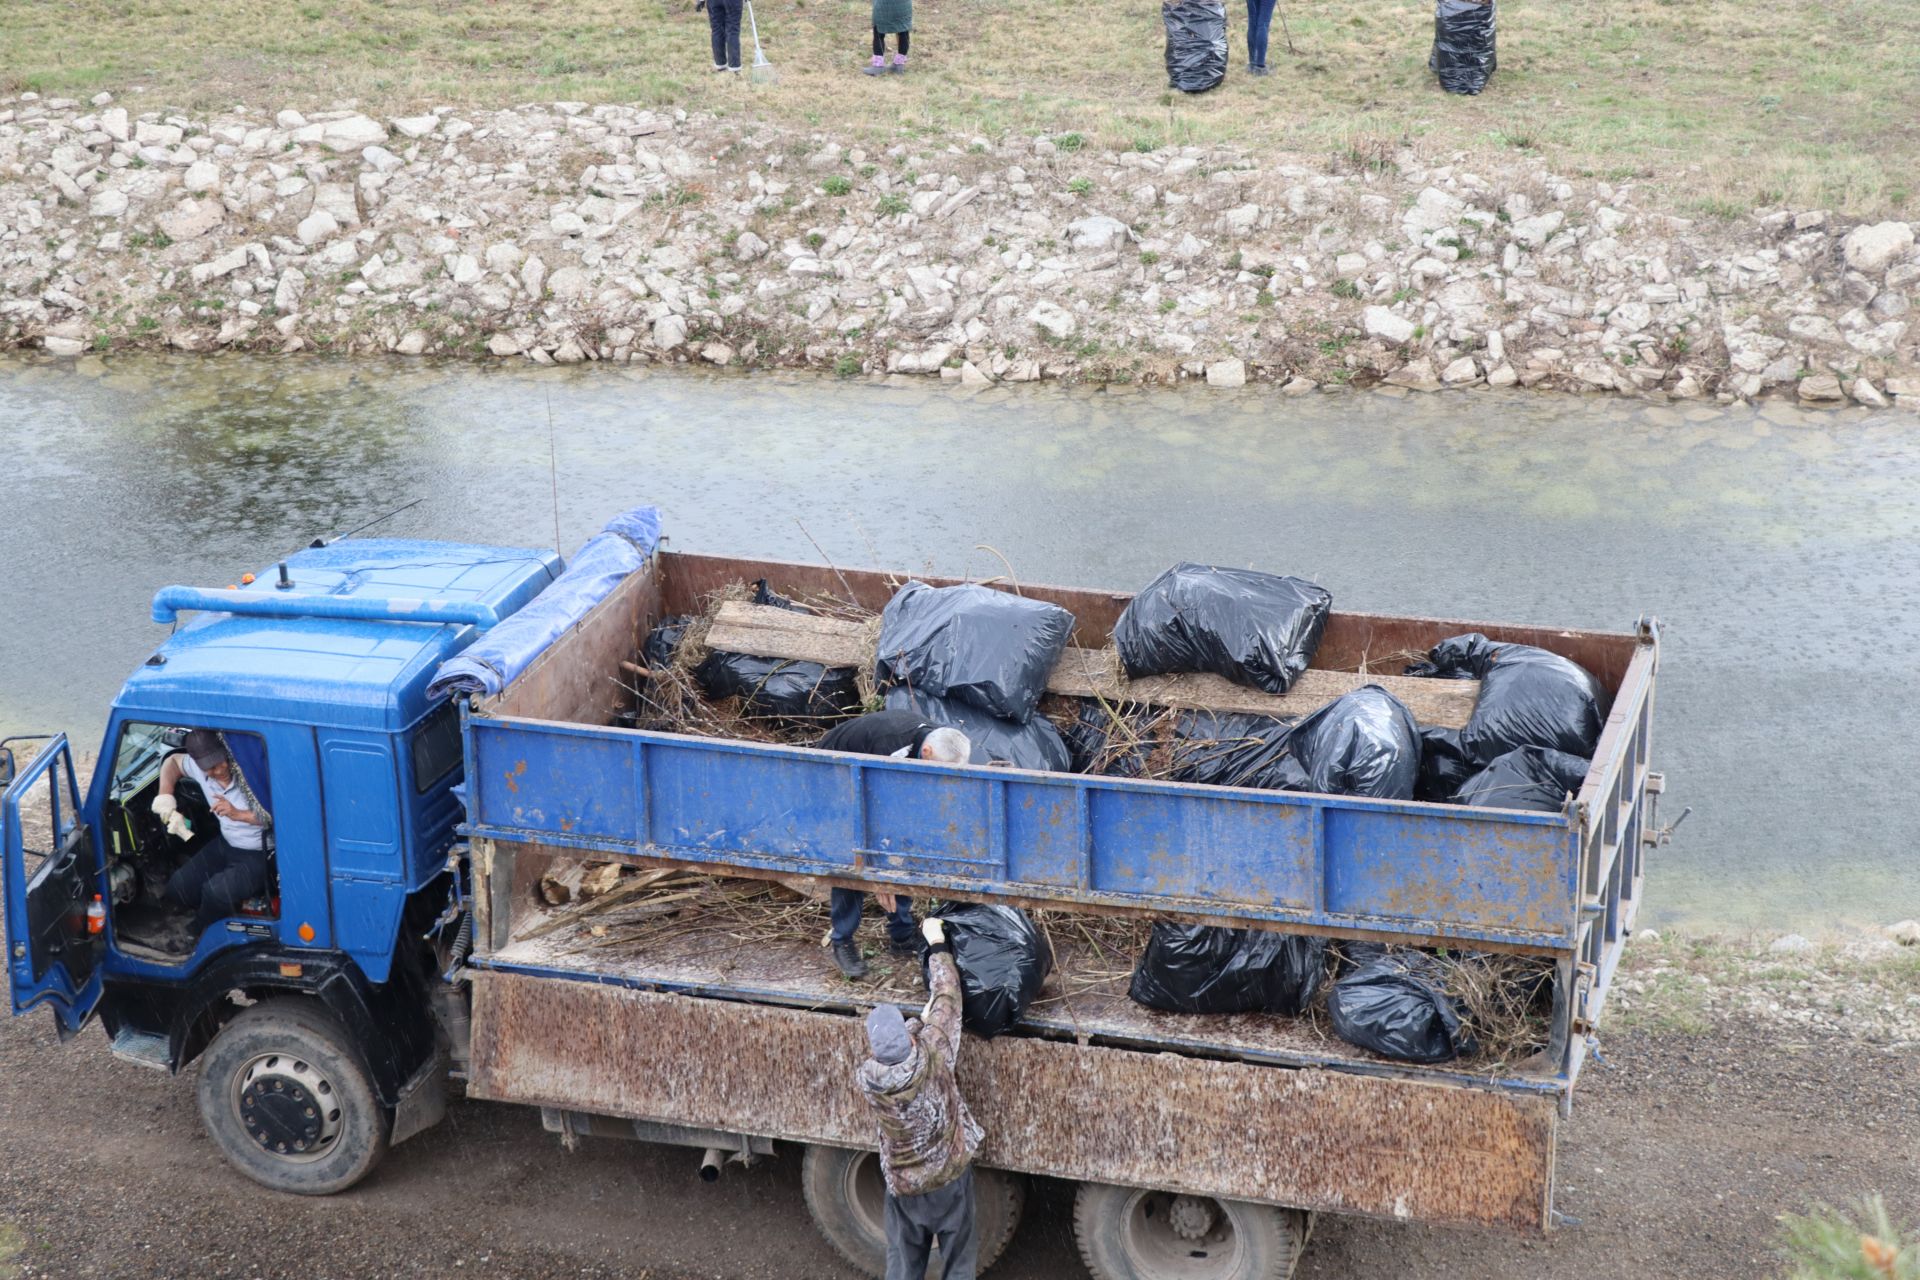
[2, 736, 105, 1034]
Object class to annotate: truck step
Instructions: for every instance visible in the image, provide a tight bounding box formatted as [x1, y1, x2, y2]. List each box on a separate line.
[109, 1029, 172, 1072]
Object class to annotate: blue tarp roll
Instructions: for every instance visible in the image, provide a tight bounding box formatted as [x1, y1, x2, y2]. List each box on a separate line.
[426, 506, 662, 701]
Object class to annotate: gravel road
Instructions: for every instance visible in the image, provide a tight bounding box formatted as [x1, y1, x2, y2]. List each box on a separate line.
[1, 971, 1913, 1280]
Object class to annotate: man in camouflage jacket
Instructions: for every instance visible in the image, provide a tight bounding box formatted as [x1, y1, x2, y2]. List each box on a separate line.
[857, 916, 984, 1280]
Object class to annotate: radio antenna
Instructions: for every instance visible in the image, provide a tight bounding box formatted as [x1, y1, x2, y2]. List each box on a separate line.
[546, 390, 563, 555]
[308, 497, 424, 548]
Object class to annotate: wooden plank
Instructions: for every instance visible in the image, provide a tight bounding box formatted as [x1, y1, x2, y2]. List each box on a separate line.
[704, 600, 1480, 728]
[469, 971, 1555, 1232]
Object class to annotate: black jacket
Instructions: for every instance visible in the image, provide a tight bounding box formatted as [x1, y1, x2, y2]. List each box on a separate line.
[817, 709, 936, 758]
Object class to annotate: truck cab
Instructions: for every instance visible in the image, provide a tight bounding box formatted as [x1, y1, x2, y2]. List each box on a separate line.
[2, 537, 558, 1192]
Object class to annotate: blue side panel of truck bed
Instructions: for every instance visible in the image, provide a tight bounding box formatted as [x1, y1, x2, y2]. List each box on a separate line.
[463, 719, 1582, 949]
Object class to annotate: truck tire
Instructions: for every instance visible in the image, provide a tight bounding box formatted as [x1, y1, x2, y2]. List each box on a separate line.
[1073, 1183, 1309, 1280]
[195, 998, 390, 1195]
[800, 1145, 1025, 1277]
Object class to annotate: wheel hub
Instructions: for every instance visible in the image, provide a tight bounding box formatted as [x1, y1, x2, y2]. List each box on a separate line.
[1167, 1195, 1218, 1241]
[236, 1054, 341, 1160]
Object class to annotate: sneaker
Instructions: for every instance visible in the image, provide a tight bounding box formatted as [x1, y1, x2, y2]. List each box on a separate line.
[864, 56, 886, 76]
[1250, 64, 1270, 77]
[712, 64, 729, 74]
[832, 939, 870, 979]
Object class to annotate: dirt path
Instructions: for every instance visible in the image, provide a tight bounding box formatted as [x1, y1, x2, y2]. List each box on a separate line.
[0, 988, 1912, 1280]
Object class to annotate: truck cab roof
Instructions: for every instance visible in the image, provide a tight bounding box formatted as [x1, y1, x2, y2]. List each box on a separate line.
[119, 539, 560, 731]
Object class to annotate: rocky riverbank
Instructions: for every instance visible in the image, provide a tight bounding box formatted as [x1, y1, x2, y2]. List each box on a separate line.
[3, 90, 1918, 406]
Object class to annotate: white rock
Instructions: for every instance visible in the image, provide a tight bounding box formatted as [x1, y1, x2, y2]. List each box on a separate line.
[1594, 206, 1630, 234]
[1029, 300, 1077, 339]
[1403, 187, 1465, 237]
[450, 254, 484, 286]
[319, 115, 388, 153]
[296, 210, 340, 245]
[362, 145, 404, 174]
[42, 335, 87, 357]
[700, 341, 736, 366]
[521, 256, 547, 298]
[1851, 378, 1890, 409]
[1218, 204, 1260, 236]
[551, 211, 588, 236]
[182, 160, 221, 194]
[483, 243, 525, 273]
[395, 331, 429, 356]
[134, 122, 183, 147]
[653, 314, 689, 351]
[1510, 211, 1566, 250]
[1442, 356, 1479, 384]
[1334, 253, 1368, 277]
[487, 333, 523, 357]
[189, 248, 250, 285]
[88, 188, 128, 218]
[276, 109, 308, 129]
[157, 198, 224, 242]
[1205, 359, 1247, 388]
[1363, 306, 1416, 344]
[547, 266, 590, 301]
[733, 230, 769, 262]
[274, 269, 307, 313]
[1281, 376, 1317, 395]
[890, 344, 956, 374]
[1798, 373, 1846, 402]
[1385, 358, 1441, 391]
[1787, 314, 1846, 346]
[1066, 215, 1131, 251]
[1888, 920, 1920, 946]
[1768, 933, 1816, 955]
[959, 362, 992, 387]
[1608, 302, 1652, 334]
[1842, 221, 1915, 274]
[1486, 363, 1519, 387]
[391, 114, 440, 139]
[99, 107, 130, 141]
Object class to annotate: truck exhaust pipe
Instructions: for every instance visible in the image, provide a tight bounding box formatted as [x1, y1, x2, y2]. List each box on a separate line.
[699, 1147, 727, 1182]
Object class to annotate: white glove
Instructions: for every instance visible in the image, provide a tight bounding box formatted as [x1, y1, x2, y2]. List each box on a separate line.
[165, 811, 192, 841]
[921, 917, 946, 945]
[151, 794, 177, 821]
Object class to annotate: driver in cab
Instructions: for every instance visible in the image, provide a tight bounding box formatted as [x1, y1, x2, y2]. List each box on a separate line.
[150, 730, 271, 930]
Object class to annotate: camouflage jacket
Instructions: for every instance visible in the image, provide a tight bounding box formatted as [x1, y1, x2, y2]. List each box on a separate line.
[856, 948, 984, 1197]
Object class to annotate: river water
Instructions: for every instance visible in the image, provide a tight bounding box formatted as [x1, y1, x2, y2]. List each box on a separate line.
[3, 353, 1916, 933]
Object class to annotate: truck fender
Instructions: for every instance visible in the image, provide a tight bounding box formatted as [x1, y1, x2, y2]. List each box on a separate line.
[100, 944, 439, 1111]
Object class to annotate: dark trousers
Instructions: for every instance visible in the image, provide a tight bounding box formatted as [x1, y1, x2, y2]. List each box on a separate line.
[166, 835, 269, 930]
[873, 27, 911, 56]
[707, 0, 743, 68]
[885, 1169, 977, 1280]
[1246, 0, 1278, 67]
[831, 887, 915, 946]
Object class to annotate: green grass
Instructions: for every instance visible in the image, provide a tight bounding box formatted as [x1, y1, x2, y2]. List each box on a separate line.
[2, 0, 1917, 212]
[1779, 1196, 1919, 1280]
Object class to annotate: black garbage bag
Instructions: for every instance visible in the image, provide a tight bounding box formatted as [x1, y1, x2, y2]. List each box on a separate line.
[1327, 951, 1476, 1063]
[924, 902, 1054, 1037]
[641, 615, 691, 672]
[1431, 0, 1497, 96]
[1455, 745, 1589, 812]
[884, 688, 1071, 772]
[1415, 725, 1475, 803]
[1114, 563, 1332, 695]
[1163, 0, 1228, 94]
[1270, 685, 1419, 799]
[1169, 710, 1295, 789]
[695, 651, 862, 723]
[876, 582, 1075, 725]
[1129, 923, 1327, 1015]
[1063, 702, 1159, 776]
[1407, 634, 1605, 764]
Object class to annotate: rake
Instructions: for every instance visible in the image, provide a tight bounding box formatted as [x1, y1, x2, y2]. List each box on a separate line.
[745, 0, 777, 83]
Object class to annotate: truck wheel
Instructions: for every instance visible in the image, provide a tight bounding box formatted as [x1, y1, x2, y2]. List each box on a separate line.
[195, 999, 390, 1195]
[1073, 1183, 1308, 1280]
[800, 1145, 1025, 1277]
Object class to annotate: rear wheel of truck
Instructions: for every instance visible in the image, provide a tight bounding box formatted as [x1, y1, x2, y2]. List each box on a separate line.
[195, 999, 390, 1195]
[800, 1145, 1026, 1276]
[1073, 1183, 1309, 1280]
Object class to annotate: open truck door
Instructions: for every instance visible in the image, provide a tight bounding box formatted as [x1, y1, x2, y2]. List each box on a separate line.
[2, 735, 105, 1036]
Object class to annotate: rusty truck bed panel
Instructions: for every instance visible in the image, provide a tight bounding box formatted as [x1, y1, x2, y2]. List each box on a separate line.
[468, 969, 1556, 1232]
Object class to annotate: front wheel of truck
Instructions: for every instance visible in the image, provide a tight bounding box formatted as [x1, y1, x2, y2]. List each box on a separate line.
[196, 999, 391, 1195]
[1073, 1183, 1309, 1280]
[800, 1145, 1026, 1277]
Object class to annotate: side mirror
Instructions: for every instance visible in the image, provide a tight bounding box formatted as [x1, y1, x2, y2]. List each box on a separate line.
[0, 747, 14, 791]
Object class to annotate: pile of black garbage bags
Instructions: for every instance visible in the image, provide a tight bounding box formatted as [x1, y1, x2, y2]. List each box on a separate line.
[643, 564, 1604, 1059]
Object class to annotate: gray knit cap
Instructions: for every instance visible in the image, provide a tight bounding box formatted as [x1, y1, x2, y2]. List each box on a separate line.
[865, 1004, 912, 1065]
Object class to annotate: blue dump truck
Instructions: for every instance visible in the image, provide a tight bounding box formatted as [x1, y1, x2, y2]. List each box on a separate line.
[2, 508, 1665, 1280]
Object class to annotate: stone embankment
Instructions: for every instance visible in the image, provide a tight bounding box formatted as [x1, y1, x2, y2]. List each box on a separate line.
[3, 90, 1917, 405]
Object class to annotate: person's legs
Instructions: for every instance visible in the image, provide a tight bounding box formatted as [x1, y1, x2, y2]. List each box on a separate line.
[884, 895, 916, 949]
[164, 834, 237, 916]
[195, 856, 270, 930]
[723, 0, 743, 70]
[929, 1170, 979, 1280]
[707, 0, 728, 68]
[830, 888, 866, 942]
[891, 30, 909, 70]
[868, 26, 887, 73]
[1246, 0, 1275, 70]
[884, 1189, 938, 1280]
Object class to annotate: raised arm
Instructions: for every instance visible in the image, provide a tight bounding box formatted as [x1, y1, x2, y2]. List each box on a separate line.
[920, 917, 964, 1061]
